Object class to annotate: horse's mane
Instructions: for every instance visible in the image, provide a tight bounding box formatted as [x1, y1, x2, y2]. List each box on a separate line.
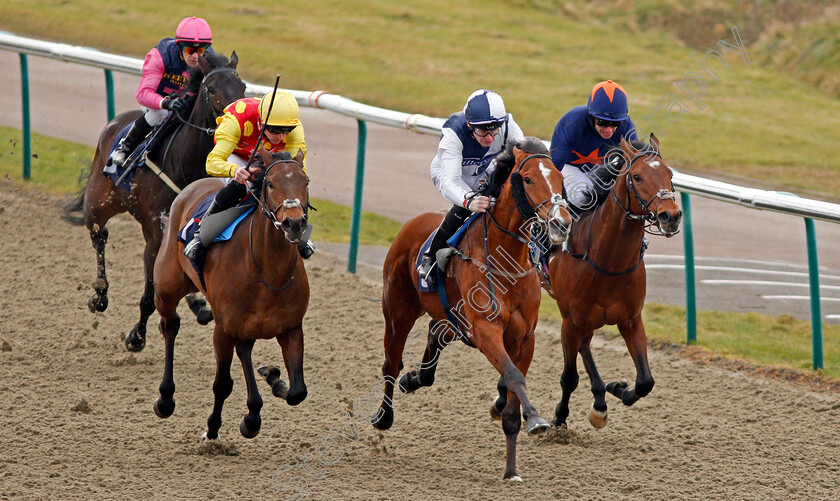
[183, 52, 231, 95]
[486, 136, 548, 198]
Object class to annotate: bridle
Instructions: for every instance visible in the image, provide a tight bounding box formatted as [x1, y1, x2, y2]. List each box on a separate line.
[611, 150, 679, 237]
[255, 157, 308, 231]
[486, 152, 569, 244]
[246, 156, 308, 291]
[174, 66, 241, 136]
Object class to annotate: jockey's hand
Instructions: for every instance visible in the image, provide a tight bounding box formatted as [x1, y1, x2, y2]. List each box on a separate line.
[162, 96, 189, 113]
[233, 165, 254, 184]
[466, 195, 493, 213]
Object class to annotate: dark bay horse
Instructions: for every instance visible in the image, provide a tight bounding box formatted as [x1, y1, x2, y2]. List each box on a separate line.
[61, 51, 246, 352]
[152, 148, 309, 440]
[373, 138, 573, 481]
[548, 133, 682, 429]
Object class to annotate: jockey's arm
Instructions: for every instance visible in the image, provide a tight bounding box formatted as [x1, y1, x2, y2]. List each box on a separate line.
[206, 116, 242, 178]
[435, 130, 473, 206]
[136, 48, 167, 110]
[549, 123, 573, 172]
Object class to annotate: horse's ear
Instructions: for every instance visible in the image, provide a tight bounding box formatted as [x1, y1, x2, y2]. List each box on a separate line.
[198, 55, 211, 76]
[293, 148, 305, 165]
[258, 146, 272, 167]
[649, 132, 660, 153]
[228, 51, 238, 69]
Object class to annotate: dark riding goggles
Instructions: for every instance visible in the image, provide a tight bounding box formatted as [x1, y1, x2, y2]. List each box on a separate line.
[593, 117, 621, 128]
[265, 125, 296, 135]
[469, 123, 503, 138]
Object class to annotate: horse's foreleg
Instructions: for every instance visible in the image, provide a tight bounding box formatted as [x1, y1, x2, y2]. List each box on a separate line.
[185, 293, 213, 325]
[579, 335, 608, 428]
[476, 324, 547, 480]
[554, 320, 583, 428]
[153, 312, 180, 419]
[608, 316, 654, 406]
[277, 324, 307, 406]
[125, 235, 159, 352]
[205, 332, 234, 441]
[236, 340, 262, 439]
[87, 227, 109, 313]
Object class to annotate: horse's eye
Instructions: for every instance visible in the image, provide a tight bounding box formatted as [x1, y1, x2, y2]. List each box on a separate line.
[632, 174, 642, 182]
[206, 86, 215, 94]
[524, 176, 533, 185]
[266, 181, 274, 188]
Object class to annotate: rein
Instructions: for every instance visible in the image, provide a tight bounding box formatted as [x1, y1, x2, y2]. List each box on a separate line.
[247, 157, 307, 291]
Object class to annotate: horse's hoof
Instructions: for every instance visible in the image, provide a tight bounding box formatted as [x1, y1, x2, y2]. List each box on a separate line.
[504, 474, 523, 482]
[552, 419, 568, 429]
[372, 406, 393, 431]
[200, 432, 218, 442]
[239, 415, 261, 439]
[195, 307, 213, 325]
[285, 386, 307, 406]
[154, 398, 175, 418]
[526, 416, 550, 435]
[124, 332, 146, 352]
[257, 365, 282, 384]
[87, 294, 108, 313]
[588, 404, 607, 429]
[489, 397, 503, 421]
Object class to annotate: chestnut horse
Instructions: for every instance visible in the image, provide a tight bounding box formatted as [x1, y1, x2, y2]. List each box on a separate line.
[152, 148, 309, 440]
[547, 133, 681, 429]
[61, 52, 246, 352]
[373, 138, 573, 481]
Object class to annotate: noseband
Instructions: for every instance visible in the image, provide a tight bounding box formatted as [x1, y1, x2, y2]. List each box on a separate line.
[612, 151, 679, 236]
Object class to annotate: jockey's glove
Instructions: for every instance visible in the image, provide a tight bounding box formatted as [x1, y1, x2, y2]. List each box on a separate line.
[162, 96, 189, 113]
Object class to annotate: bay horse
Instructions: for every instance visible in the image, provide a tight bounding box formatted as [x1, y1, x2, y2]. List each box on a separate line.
[61, 51, 246, 352]
[547, 133, 681, 429]
[152, 148, 309, 440]
[372, 138, 573, 481]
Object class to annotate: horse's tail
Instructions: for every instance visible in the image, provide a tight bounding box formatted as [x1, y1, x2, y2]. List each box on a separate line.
[59, 163, 92, 226]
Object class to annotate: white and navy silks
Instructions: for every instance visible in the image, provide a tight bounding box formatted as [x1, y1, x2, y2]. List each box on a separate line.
[430, 112, 525, 206]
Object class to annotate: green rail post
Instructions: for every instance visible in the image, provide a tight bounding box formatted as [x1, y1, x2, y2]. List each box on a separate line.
[681, 192, 697, 344]
[347, 119, 367, 273]
[804, 218, 823, 371]
[19, 53, 31, 180]
[104, 69, 116, 121]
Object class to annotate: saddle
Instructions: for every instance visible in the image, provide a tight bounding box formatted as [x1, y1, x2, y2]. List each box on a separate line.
[177, 193, 257, 273]
[102, 114, 179, 190]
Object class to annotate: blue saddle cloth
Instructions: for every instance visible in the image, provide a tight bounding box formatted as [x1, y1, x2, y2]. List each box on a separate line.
[102, 124, 153, 190]
[415, 213, 480, 292]
[176, 194, 257, 247]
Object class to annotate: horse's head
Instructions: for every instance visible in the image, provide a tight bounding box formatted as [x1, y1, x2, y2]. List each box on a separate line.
[193, 51, 246, 118]
[616, 133, 682, 236]
[492, 137, 572, 245]
[256, 147, 309, 244]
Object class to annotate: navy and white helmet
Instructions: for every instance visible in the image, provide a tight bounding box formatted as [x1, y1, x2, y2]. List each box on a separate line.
[463, 89, 507, 129]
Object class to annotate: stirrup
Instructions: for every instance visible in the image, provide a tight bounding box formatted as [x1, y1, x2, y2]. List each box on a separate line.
[417, 254, 435, 284]
[183, 237, 204, 262]
[298, 240, 315, 259]
[110, 147, 129, 168]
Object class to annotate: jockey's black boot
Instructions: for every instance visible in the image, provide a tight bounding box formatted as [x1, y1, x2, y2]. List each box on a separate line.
[417, 205, 472, 285]
[183, 199, 224, 264]
[111, 116, 153, 168]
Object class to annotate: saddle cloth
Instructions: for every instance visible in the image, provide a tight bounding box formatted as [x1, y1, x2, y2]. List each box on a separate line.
[101, 124, 150, 190]
[176, 194, 256, 247]
[415, 213, 480, 292]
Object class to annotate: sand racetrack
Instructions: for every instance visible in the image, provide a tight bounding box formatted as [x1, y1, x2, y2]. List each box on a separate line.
[1, 180, 839, 500]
